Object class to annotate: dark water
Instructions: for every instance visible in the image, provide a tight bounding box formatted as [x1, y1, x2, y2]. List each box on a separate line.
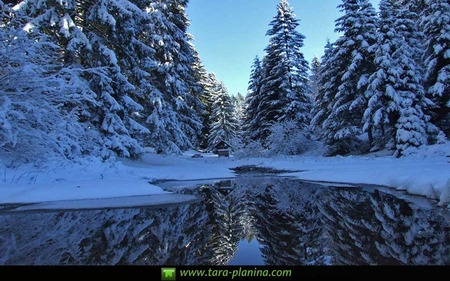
[0, 177, 448, 265]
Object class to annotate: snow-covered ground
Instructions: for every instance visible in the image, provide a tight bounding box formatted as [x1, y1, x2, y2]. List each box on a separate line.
[0, 143, 449, 208]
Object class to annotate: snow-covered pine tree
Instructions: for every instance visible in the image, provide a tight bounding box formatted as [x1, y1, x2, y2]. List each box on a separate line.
[207, 82, 237, 150]
[191, 49, 209, 148]
[205, 73, 221, 143]
[401, 0, 429, 22]
[321, 0, 378, 155]
[87, 0, 157, 157]
[12, 0, 205, 156]
[421, 0, 450, 138]
[309, 56, 321, 101]
[244, 56, 265, 141]
[257, 0, 312, 143]
[191, 72, 220, 149]
[143, 0, 203, 154]
[363, 0, 431, 156]
[0, 5, 95, 164]
[311, 40, 337, 138]
[165, 0, 205, 148]
[13, 0, 153, 158]
[231, 93, 246, 141]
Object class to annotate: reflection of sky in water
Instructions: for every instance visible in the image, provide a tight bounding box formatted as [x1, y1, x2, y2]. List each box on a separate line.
[229, 239, 264, 266]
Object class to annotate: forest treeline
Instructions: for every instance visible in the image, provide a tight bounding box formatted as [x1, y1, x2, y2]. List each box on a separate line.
[0, 0, 448, 165]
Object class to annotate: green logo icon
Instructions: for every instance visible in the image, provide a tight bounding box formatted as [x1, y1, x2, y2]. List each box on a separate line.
[161, 268, 176, 281]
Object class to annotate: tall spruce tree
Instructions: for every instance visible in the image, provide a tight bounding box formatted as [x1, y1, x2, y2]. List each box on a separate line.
[244, 56, 265, 141]
[311, 40, 336, 138]
[321, 0, 378, 155]
[256, 0, 312, 143]
[364, 0, 430, 156]
[165, 0, 204, 147]
[191, 49, 209, 148]
[197, 72, 220, 149]
[207, 82, 237, 150]
[143, 0, 203, 154]
[421, 0, 450, 138]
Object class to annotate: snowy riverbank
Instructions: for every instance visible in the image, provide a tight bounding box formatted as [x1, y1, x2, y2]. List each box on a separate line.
[0, 143, 449, 208]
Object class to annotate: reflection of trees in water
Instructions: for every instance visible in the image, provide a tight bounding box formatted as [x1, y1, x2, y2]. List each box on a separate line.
[319, 188, 449, 265]
[250, 179, 328, 265]
[0, 178, 448, 265]
[203, 186, 246, 265]
[319, 188, 382, 265]
[0, 190, 214, 265]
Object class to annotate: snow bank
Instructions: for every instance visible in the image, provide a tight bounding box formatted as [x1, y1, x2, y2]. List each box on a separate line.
[124, 144, 449, 207]
[257, 143, 450, 207]
[7, 194, 200, 213]
[273, 156, 449, 207]
[1, 144, 448, 208]
[0, 157, 167, 204]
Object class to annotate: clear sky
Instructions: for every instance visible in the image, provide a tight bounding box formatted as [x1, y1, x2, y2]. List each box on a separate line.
[186, 0, 380, 96]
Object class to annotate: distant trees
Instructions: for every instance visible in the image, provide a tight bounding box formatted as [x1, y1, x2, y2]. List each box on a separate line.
[309, 56, 321, 101]
[207, 82, 237, 150]
[231, 93, 246, 140]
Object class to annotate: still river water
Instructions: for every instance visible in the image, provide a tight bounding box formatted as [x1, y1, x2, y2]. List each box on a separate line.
[0, 176, 448, 265]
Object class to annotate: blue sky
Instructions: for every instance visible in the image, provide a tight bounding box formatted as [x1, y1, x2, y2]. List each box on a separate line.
[186, 0, 380, 96]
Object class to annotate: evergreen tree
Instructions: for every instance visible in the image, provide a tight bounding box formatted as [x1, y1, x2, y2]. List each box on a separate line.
[191, 49, 209, 149]
[10, 0, 205, 158]
[231, 92, 246, 141]
[207, 82, 237, 150]
[311, 40, 336, 138]
[309, 56, 321, 101]
[165, 0, 204, 147]
[13, 0, 155, 158]
[364, 0, 430, 155]
[401, 0, 429, 22]
[0, 4, 95, 164]
[143, 0, 203, 154]
[198, 72, 220, 149]
[244, 56, 265, 141]
[256, 0, 312, 143]
[322, 0, 378, 155]
[421, 0, 450, 138]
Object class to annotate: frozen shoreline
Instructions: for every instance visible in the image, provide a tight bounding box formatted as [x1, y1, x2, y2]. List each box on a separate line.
[0, 143, 449, 208]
